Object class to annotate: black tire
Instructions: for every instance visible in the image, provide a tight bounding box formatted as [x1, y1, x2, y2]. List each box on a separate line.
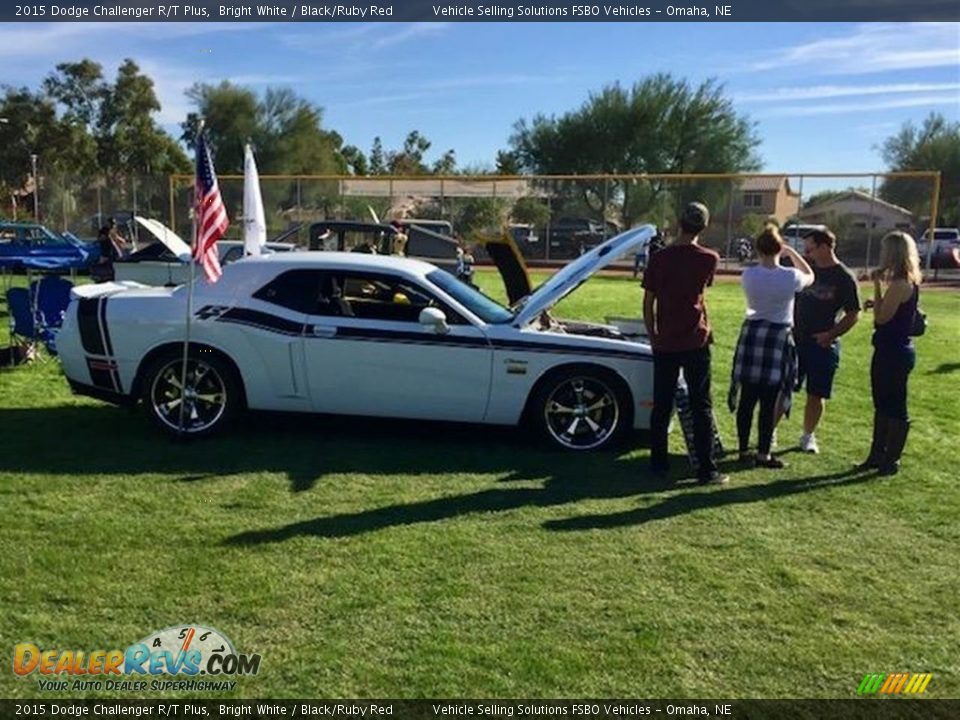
[529, 366, 633, 451]
[142, 350, 240, 438]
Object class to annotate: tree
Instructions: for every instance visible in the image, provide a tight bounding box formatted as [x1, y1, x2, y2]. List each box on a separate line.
[495, 149, 521, 175]
[0, 87, 78, 213]
[369, 137, 386, 175]
[432, 149, 457, 175]
[43, 60, 107, 130]
[181, 82, 260, 172]
[98, 60, 189, 177]
[386, 130, 431, 175]
[879, 113, 960, 226]
[181, 82, 345, 175]
[506, 74, 760, 227]
[511, 196, 550, 227]
[340, 145, 368, 175]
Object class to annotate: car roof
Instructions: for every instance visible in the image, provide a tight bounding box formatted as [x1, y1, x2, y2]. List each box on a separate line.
[243, 251, 438, 275]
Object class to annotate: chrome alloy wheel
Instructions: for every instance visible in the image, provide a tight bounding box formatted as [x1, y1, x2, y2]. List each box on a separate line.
[543, 375, 620, 450]
[149, 358, 228, 434]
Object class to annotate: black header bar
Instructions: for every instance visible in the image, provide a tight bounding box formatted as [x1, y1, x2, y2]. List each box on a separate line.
[3, 0, 959, 22]
[2, 699, 959, 719]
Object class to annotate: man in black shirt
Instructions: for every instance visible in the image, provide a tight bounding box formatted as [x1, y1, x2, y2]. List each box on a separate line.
[793, 228, 861, 453]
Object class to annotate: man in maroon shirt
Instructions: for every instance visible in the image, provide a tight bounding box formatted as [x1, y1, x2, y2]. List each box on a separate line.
[642, 202, 728, 485]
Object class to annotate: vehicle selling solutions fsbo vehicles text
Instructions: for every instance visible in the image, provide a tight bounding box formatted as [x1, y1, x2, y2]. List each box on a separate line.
[430, 5, 732, 18]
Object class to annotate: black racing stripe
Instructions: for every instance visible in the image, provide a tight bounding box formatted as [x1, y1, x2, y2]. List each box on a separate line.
[212, 307, 650, 360]
[334, 326, 489, 348]
[218, 308, 305, 336]
[99, 298, 114, 356]
[86, 358, 116, 391]
[78, 299, 106, 355]
[491, 338, 652, 362]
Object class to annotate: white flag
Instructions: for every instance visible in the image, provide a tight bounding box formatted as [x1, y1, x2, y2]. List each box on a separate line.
[242, 143, 266, 256]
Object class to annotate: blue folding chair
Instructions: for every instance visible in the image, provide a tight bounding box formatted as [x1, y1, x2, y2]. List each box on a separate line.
[31, 276, 73, 354]
[7, 287, 43, 361]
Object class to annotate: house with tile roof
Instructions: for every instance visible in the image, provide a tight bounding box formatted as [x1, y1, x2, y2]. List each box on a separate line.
[733, 176, 801, 226]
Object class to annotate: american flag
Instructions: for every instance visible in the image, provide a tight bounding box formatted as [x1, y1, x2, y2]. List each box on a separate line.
[192, 133, 229, 282]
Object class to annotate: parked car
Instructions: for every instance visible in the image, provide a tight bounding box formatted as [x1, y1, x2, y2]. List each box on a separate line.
[58, 226, 657, 451]
[112, 217, 295, 286]
[308, 220, 464, 278]
[546, 217, 607, 258]
[0, 222, 99, 271]
[780, 223, 828, 251]
[917, 228, 960, 265]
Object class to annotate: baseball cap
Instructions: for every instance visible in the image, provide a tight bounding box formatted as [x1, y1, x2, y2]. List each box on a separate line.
[680, 202, 710, 233]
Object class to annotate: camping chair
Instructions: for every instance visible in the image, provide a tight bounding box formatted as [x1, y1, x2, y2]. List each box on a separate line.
[6, 287, 45, 363]
[31, 276, 73, 355]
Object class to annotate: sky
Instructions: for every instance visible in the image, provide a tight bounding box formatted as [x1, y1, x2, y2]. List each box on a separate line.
[0, 20, 957, 193]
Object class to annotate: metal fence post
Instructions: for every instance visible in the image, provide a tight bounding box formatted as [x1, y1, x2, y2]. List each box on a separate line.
[545, 191, 552, 262]
[864, 175, 877, 273]
[724, 179, 734, 270]
[61, 174, 68, 232]
[440, 179, 445, 223]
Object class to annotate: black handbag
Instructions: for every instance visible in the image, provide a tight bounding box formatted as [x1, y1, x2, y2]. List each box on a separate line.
[908, 286, 925, 337]
[910, 308, 927, 337]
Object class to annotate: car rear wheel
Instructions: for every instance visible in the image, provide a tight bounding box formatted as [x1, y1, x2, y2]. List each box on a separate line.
[532, 368, 631, 451]
[143, 351, 239, 438]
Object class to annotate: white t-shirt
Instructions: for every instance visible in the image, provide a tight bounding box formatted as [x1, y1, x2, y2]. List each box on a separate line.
[742, 265, 812, 324]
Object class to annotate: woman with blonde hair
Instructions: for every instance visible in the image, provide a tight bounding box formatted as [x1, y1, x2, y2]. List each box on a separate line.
[729, 225, 814, 468]
[859, 231, 923, 475]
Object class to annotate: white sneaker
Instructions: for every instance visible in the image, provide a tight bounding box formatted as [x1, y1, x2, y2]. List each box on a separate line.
[800, 433, 819, 454]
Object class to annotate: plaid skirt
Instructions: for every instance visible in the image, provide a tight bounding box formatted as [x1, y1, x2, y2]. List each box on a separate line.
[728, 319, 797, 415]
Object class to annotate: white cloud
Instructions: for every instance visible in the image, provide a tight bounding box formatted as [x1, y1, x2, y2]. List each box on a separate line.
[737, 82, 960, 102]
[279, 22, 450, 54]
[751, 23, 960, 75]
[0, 22, 264, 59]
[762, 94, 958, 117]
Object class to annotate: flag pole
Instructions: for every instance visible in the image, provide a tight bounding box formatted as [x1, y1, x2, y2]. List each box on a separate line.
[177, 124, 203, 437]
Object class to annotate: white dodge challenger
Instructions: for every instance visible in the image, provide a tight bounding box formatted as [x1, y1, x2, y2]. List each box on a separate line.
[58, 226, 656, 451]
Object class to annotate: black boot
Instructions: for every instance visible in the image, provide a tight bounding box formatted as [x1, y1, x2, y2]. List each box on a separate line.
[855, 413, 888, 471]
[877, 419, 910, 476]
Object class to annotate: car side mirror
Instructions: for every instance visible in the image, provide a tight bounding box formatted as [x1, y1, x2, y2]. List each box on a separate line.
[419, 306, 449, 335]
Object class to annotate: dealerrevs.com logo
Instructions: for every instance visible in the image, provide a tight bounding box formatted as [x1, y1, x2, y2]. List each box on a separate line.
[14, 625, 261, 692]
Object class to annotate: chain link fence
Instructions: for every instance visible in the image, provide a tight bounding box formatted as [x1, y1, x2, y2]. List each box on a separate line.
[13, 171, 942, 274]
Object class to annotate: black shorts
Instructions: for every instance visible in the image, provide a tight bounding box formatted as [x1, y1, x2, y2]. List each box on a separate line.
[796, 339, 840, 399]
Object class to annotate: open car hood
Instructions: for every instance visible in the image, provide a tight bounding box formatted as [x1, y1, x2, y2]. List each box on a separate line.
[511, 224, 656, 327]
[479, 232, 533, 307]
[134, 216, 191, 261]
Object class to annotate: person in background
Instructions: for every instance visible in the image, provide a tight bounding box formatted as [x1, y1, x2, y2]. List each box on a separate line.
[858, 231, 922, 476]
[93, 218, 126, 282]
[633, 230, 664, 278]
[729, 226, 814, 468]
[792, 228, 861, 453]
[642, 202, 727, 485]
[108, 218, 129, 258]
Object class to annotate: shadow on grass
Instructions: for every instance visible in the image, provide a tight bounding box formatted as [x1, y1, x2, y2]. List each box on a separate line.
[929, 362, 960, 375]
[544, 467, 876, 532]
[0, 403, 658, 495]
[3, 404, 877, 545]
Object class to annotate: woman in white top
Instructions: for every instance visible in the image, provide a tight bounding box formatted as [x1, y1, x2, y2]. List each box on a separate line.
[732, 226, 814, 468]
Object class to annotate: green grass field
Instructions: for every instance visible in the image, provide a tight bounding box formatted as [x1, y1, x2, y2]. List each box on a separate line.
[1, 270, 958, 700]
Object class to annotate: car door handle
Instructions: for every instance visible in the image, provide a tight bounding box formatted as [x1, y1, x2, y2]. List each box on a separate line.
[310, 325, 337, 338]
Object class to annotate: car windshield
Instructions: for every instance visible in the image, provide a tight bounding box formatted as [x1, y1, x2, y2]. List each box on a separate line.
[427, 270, 514, 324]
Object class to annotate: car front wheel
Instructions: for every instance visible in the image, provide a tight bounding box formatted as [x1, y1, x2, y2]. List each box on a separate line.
[143, 351, 239, 438]
[531, 368, 631, 451]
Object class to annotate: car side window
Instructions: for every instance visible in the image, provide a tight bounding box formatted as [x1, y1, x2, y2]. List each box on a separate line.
[253, 270, 323, 314]
[335, 271, 465, 324]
